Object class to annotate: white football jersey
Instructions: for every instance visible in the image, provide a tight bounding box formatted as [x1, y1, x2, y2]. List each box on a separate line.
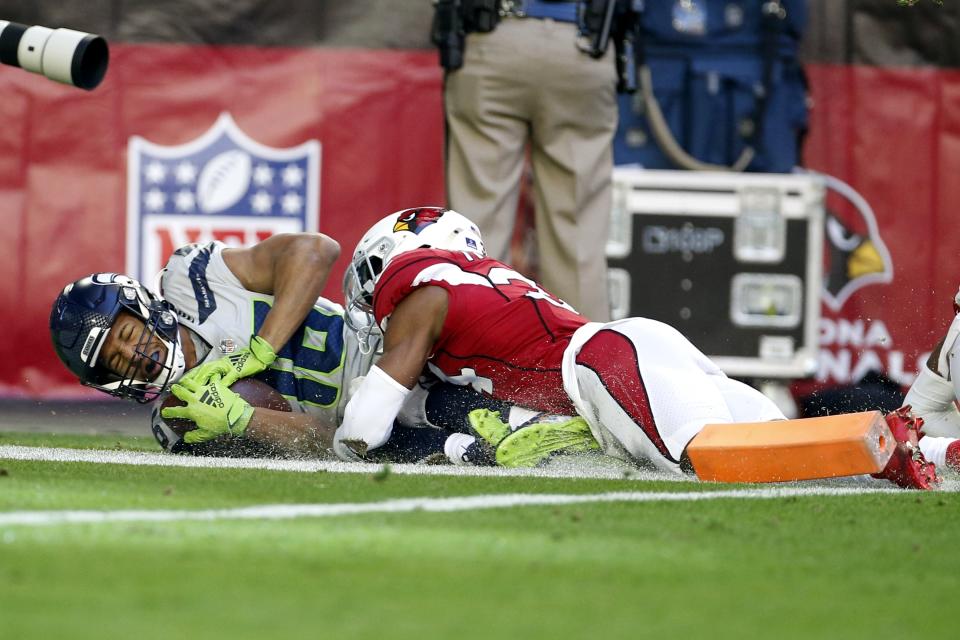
[157, 241, 378, 426]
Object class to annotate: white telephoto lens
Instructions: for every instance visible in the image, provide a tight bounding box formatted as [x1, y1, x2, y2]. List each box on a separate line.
[17, 25, 54, 75]
[45, 28, 94, 86]
[0, 20, 108, 90]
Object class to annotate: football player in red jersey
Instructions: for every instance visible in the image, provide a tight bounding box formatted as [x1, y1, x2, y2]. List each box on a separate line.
[335, 206, 784, 472]
[334, 207, 950, 487]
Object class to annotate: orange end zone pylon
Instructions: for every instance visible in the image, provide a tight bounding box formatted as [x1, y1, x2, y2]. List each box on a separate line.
[686, 411, 895, 483]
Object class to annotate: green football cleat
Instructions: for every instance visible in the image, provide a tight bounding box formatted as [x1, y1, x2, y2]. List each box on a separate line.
[467, 409, 511, 447]
[467, 409, 600, 468]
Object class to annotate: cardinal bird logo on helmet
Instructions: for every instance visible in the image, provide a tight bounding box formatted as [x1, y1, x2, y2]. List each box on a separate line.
[393, 207, 447, 235]
[821, 178, 893, 311]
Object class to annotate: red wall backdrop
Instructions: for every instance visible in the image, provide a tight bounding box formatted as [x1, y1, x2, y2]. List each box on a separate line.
[3, 2, 960, 402]
[795, 62, 960, 398]
[0, 43, 445, 398]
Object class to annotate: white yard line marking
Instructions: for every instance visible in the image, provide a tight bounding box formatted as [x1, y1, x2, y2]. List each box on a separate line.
[0, 486, 904, 528]
[0, 444, 665, 480]
[2, 444, 956, 506]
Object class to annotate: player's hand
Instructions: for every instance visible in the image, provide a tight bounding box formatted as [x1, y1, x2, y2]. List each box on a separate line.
[161, 374, 254, 443]
[181, 334, 277, 387]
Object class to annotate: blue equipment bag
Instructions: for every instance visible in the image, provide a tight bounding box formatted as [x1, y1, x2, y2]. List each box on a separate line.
[614, 0, 808, 173]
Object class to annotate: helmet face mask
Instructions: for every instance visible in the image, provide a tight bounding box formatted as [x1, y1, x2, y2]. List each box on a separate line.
[349, 236, 395, 309]
[342, 226, 396, 355]
[342, 207, 484, 349]
[50, 273, 186, 403]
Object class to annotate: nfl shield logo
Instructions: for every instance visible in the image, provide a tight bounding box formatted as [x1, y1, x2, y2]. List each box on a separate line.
[126, 112, 320, 281]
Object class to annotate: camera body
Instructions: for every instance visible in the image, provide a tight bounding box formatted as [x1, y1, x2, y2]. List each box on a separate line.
[0, 20, 109, 90]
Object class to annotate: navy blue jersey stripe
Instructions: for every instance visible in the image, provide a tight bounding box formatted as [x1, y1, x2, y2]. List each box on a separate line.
[188, 245, 217, 324]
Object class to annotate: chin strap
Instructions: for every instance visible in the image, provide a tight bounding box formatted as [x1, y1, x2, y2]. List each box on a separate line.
[357, 319, 382, 356]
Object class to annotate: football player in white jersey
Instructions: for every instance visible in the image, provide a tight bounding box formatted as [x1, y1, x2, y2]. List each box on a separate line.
[150, 237, 380, 454]
[901, 286, 960, 471]
[50, 233, 436, 457]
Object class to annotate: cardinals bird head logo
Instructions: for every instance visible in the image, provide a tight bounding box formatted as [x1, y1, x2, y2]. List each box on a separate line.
[392, 207, 447, 235]
[821, 177, 893, 311]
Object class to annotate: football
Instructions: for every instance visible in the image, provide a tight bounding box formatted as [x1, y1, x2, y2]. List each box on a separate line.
[160, 377, 292, 436]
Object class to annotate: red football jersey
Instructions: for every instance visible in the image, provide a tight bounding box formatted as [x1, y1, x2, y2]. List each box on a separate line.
[374, 249, 588, 414]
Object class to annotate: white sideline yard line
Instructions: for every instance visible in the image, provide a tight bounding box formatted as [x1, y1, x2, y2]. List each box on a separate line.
[3, 445, 957, 493]
[0, 444, 662, 480]
[0, 486, 904, 528]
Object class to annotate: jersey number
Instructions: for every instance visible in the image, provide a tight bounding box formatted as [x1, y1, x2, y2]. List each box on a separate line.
[487, 267, 575, 312]
[252, 300, 345, 407]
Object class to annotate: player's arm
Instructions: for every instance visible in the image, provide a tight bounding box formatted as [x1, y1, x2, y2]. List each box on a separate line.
[243, 408, 336, 456]
[221, 232, 340, 352]
[184, 233, 340, 386]
[376, 286, 449, 386]
[904, 286, 960, 438]
[333, 286, 448, 460]
[161, 377, 339, 455]
[905, 318, 960, 438]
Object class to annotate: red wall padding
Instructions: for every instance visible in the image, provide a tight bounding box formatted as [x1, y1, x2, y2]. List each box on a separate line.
[795, 62, 960, 398]
[2, 48, 959, 399]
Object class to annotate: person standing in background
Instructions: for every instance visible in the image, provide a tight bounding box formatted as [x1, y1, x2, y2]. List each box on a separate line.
[435, 0, 618, 320]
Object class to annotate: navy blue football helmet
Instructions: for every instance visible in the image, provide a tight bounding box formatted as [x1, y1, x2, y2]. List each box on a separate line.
[49, 273, 186, 402]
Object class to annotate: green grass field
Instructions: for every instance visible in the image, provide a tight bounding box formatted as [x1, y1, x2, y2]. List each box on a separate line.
[1, 431, 958, 640]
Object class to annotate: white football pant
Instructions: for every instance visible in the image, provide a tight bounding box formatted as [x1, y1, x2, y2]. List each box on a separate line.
[562, 318, 785, 474]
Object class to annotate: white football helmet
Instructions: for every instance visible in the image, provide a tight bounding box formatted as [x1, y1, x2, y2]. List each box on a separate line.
[342, 207, 484, 346]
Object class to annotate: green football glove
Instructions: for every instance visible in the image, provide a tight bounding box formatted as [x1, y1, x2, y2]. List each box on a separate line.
[161, 374, 254, 444]
[182, 334, 277, 387]
[468, 409, 600, 468]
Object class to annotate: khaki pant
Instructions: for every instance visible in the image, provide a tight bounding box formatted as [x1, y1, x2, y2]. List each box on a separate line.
[444, 17, 618, 321]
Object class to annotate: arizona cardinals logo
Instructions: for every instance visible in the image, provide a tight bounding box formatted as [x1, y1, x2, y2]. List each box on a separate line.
[393, 207, 447, 234]
[821, 176, 893, 311]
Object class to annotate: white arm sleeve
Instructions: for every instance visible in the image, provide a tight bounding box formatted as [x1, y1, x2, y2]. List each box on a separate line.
[333, 365, 411, 461]
[904, 311, 960, 438]
[934, 313, 960, 378]
[904, 366, 960, 438]
[948, 329, 960, 404]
